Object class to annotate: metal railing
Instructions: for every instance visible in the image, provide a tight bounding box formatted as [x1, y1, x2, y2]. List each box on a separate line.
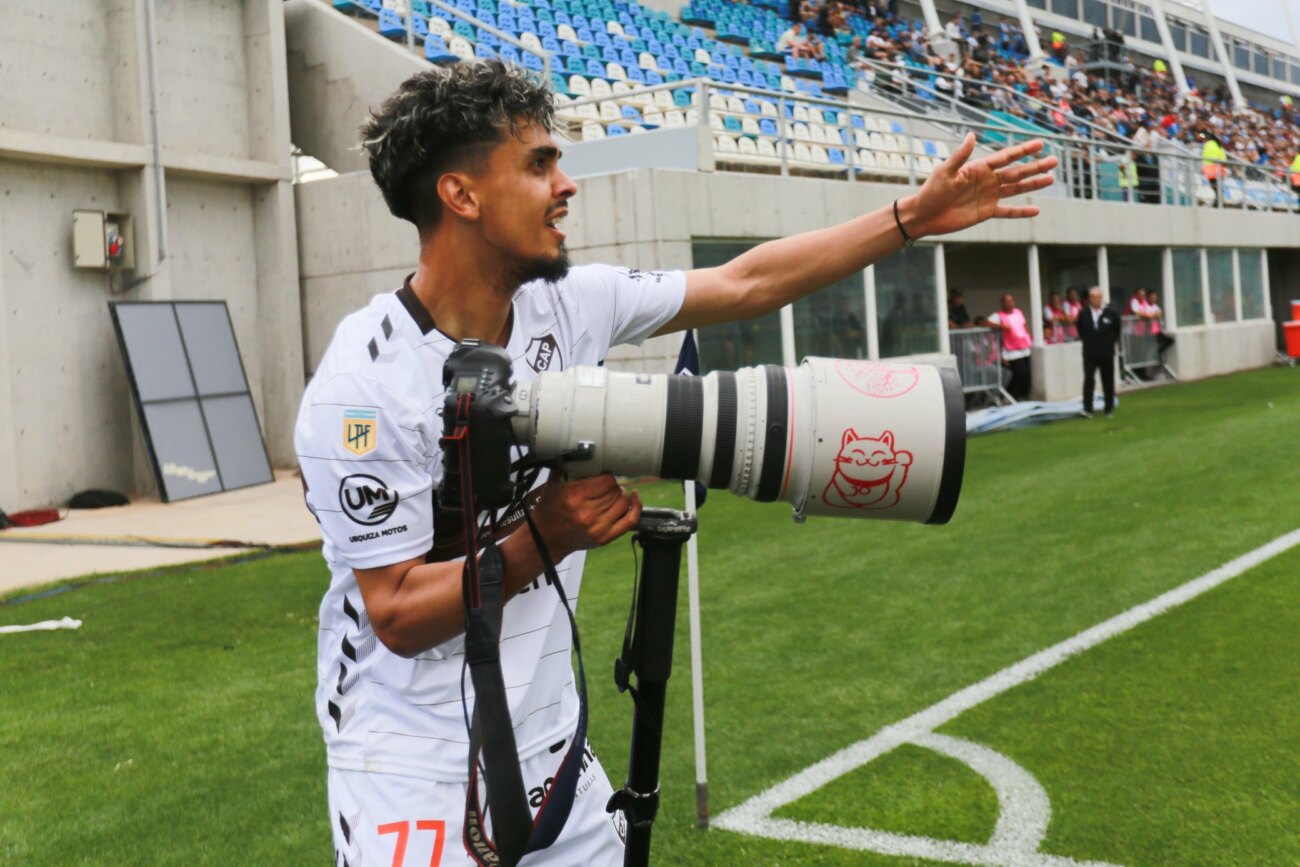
[1119, 315, 1176, 382]
[949, 327, 1012, 405]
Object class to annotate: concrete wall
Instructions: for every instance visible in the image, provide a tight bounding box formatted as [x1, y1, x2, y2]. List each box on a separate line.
[0, 0, 300, 511]
[283, 0, 426, 173]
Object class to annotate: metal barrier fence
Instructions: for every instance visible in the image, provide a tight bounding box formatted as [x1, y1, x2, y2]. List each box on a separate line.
[949, 327, 1012, 404]
[1119, 315, 1175, 383]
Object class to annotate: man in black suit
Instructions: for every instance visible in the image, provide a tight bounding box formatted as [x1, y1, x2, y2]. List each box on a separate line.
[1077, 285, 1121, 417]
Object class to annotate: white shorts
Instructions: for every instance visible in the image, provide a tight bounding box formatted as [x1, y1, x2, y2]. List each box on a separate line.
[328, 738, 626, 866]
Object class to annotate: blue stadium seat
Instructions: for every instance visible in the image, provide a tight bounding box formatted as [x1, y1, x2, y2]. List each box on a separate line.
[828, 148, 846, 166]
[627, 66, 646, 83]
[475, 42, 496, 59]
[723, 115, 742, 133]
[453, 20, 476, 39]
[645, 70, 663, 84]
[425, 36, 457, 63]
[759, 117, 778, 136]
[621, 105, 642, 121]
[607, 123, 629, 136]
[523, 51, 544, 71]
[378, 8, 405, 38]
[498, 45, 520, 64]
[585, 58, 604, 76]
[412, 15, 428, 40]
[673, 88, 692, 107]
[566, 55, 585, 73]
[538, 21, 557, 38]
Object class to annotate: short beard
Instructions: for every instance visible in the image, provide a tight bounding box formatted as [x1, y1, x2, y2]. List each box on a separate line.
[503, 245, 571, 292]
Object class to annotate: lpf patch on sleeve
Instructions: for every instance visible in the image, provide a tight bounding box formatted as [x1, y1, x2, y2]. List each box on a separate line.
[343, 408, 378, 456]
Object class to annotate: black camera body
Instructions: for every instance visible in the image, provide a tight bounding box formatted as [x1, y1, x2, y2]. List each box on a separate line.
[440, 339, 518, 512]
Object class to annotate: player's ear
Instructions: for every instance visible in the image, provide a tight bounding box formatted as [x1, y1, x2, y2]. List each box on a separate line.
[437, 172, 481, 222]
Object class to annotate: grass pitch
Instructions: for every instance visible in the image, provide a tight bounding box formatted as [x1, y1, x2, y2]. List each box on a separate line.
[2, 367, 1298, 865]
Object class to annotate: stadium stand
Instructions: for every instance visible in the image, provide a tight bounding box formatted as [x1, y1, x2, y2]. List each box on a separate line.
[328, 0, 1299, 206]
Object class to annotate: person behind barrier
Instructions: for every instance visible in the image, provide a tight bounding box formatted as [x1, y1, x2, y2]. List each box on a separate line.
[948, 288, 971, 328]
[1064, 286, 1082, 341]
[1200, 130, 1226, 203]
[1146, 289, 1175, 365]
[985, 293, 1033, 400]
[1043, 290, 1068, 344]
[294, 60, 1055, 866]
[1077, 286, 1121, 417]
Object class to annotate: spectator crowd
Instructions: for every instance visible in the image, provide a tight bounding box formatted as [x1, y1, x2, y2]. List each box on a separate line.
[764, 0, 1300, 187]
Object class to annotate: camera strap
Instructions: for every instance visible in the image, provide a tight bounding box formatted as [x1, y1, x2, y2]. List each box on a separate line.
[446, 396, 590, 867]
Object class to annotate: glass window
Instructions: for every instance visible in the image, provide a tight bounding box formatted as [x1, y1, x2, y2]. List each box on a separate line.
[1190, 30, 1208, 58]
[1234, 43, 1250, 70]
[1274, 58, 1287, 80]
[1172, 248, 1203, 326]
[693, 242, 784, 371]
[1292, 63, 1300, 85]
[1115, 10, 1136, 37]
[793, 272, 866, 360]
[875, 247, 938, 358]
[1083, 0, 1107, 29]
[1108, 249, 1162, 314]
[1254, 51, 1269, 76]
[1050, 0, 1079, 20]
[1170, 23, 1186, 51]
[1238, 250, 1267, 320]
[1140, 15, 1158, 44]
[1206, 249, 1235, 323]
[1027, 0, 1047, 8]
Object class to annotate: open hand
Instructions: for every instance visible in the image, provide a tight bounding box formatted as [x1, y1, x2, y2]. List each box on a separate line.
[904, 134, 1057, 239]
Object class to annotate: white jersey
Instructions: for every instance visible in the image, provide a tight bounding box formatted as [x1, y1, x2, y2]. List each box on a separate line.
[295, 265, 686, 782]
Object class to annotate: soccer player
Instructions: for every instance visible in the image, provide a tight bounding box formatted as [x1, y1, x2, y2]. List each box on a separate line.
[294, 60, 1054, 865]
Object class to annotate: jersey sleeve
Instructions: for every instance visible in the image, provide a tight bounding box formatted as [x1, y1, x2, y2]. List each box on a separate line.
[565, 264, 687, 352]
[294, 372, 435, 571]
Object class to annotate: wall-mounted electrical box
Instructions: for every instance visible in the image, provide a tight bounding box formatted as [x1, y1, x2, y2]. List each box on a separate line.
[73, 209, 135, 271]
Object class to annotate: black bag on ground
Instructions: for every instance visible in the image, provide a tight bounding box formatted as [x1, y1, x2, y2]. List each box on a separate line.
[67, 490, 130, 509]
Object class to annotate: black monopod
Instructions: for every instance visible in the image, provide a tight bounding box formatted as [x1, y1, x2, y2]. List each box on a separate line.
[607, 507, 697, 867]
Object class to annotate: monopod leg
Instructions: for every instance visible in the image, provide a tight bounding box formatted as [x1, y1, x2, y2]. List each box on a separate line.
[613, 508, 696, 867]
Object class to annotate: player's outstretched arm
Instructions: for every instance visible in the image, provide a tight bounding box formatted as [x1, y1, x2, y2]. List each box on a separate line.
[658, 134, 1057, 335]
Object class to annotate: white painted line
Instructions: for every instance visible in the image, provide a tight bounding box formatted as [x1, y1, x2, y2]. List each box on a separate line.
[714, 529, 1300, 860]
[0, 616, 82, 634]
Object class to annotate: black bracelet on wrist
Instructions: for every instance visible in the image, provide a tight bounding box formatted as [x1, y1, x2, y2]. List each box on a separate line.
[893, 199, 915, 248]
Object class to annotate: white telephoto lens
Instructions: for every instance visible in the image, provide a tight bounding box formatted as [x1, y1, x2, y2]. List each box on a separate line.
[511, 358, 965, 524]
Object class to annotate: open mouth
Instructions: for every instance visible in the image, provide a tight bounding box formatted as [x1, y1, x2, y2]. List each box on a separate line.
[544, 209, 567, 240]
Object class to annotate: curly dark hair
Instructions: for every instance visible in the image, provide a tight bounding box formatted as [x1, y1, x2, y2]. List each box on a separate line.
[360, 61, 555, 232]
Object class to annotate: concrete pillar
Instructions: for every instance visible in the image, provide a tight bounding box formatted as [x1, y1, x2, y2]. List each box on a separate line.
[0, 223, 14, 510]
[864, 266, 880, 361]
[1028, 243, 1044, 346]
[1161, 246, 1178, 331]
[1281, 0, 1300, 60]
[1259, 249, 1271, 321]
[780, 305, 797, 368]
[1231, 248, 1243, 322]
[918, 0, 957, 62]
[1010, 0, 1046, 61]
[1097, 245, 1110, 304]
[1146, 0, 1192, 101]
[917, 0, 944, 38]
[934, 244, 950, 354]
[1199, 0, 1246, 112]
[249, 0, 307, 466]
[1200, 247, 1212, 324]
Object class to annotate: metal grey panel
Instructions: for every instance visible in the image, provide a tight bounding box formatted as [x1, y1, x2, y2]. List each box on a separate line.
[115, 304, 196, 402]
[176, 302, 249, 396]
[142, 401, 223, 501]
[201, 394, 274, 491]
